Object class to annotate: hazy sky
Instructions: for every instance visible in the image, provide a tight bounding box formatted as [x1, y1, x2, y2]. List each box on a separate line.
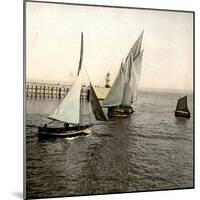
[26, 2, 193, 91]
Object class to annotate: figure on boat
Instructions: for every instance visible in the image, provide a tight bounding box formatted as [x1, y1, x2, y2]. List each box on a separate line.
[102, 31, 144, 117]
[175, 96, 190, 118]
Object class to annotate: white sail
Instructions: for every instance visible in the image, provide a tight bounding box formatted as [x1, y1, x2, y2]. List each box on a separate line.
[123, 31, 143, 82]
[131, 50, 144, 103]
[122, 54, 133, 105]
[123, 53, 132, 83]
[128, 30, 143, 61]
[103, 31, 144, 107]
[122, 82, 133, 105]
[102, 62, 125, 107]
[123, 51, 143, 105]
[48, 72, 83, 124]
[122, 33, 144, 105]
[133, 50, 143, 83]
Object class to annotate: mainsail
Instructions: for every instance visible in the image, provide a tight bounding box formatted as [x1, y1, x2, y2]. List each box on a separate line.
[131, 50, 144, 103]
[123, 31, 143, 83]
[122, 32, 143, 105]
[103, 31, 144, 107]
[48, 71, 83, 124]
[122, 53, 134, 105]
[176, 96, 189, 112]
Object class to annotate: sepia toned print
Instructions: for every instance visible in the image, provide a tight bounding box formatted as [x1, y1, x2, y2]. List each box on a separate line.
[25, 1, 194, 199]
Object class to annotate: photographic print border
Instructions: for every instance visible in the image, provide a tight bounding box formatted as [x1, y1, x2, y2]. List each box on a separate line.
[23, 1, 195, 199]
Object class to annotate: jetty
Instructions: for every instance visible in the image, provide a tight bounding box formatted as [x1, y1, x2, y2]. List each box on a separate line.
[26, 81, 73, 99]
[26, 81, 110, 100]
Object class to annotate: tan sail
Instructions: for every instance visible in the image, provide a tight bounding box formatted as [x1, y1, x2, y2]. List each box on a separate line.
[176, 96, 189, 112]
[175, 96, 190, 118]
[90, 83, 107, 121]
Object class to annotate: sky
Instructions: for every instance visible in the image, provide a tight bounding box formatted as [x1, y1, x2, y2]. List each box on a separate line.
[26, 1, 193, 91]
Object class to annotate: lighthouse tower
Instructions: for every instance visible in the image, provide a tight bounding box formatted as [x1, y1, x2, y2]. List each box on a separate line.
[105, 72, 111, 88]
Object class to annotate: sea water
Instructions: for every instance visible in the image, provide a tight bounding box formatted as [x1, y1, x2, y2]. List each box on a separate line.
[25, 90, 194, 199]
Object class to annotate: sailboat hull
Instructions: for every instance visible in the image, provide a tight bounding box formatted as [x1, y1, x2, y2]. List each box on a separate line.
[175, 110, 190, 118]
[38, 125, 91, 139]
[108, 105, 134, 118]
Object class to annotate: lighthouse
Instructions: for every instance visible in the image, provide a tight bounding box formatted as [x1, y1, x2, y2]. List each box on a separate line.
[105, 72, 111, 88]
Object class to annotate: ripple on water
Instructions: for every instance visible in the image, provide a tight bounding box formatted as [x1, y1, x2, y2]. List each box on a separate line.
[26, 92, 193, 198]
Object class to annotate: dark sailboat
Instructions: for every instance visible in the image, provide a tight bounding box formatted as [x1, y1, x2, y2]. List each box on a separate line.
[102, 31, 144, 117]
[175, 96, 190, 118]
[38, 33, 107, 139]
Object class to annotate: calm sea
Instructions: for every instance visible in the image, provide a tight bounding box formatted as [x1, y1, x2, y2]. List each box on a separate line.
[25, 90, 194, 199]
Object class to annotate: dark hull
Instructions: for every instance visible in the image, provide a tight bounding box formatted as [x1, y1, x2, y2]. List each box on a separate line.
[38, 125, 91, 139]
[108, 106, 134, 118]
[175, 110, 190, 118]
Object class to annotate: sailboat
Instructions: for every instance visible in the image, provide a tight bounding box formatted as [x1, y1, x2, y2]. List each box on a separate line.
[102, 31, 144, 117]
[175, 96, 190, 118]
[38, 33, 107, 139]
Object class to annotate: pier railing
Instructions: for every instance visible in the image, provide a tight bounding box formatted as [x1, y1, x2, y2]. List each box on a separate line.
[26, 82, 89, 99]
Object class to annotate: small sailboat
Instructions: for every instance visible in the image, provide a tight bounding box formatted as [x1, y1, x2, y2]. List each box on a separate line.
[175, 96, 190, 118]
[102, 31, 144, 117]
[38, 33, 107, 139]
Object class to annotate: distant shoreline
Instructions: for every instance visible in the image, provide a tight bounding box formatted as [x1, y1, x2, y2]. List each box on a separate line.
[139, 88, 193, 94]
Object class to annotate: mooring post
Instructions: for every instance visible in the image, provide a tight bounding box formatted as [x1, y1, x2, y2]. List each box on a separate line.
[55, 87, 58, 98]
[51, 87, 54, 98]
[31, 85, 33, 98]
[62, 88, 65, 98]
[47, 86, 50, 98]
[39, 85, 42, 98]
[43, 86, 46, 98]
[35, 85, 37, 98]
[26, 85, 29, 97]
[58, 87, 61, 99]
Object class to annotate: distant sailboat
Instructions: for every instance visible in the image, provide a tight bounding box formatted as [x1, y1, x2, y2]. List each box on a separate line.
[38, 33, 107, 139]
[102, 31, 144, 117]
[175, 96, 190, 118]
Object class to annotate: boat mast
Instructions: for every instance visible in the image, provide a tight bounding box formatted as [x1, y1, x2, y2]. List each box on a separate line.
[79, 93, 82, 126]
[78, 32, 84, 126]
[77, 32, 83, 76]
